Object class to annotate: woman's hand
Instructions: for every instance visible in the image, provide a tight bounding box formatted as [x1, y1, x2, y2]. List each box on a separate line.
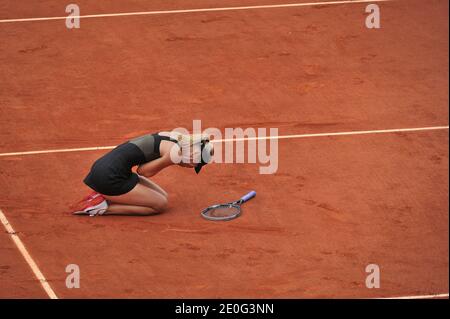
[137, 153, 173, 177]
[177, 139, 214, 169]
[178, 149, 201, 168]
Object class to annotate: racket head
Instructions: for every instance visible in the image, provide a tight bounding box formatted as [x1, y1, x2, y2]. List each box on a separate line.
[201, 203, 241, 221]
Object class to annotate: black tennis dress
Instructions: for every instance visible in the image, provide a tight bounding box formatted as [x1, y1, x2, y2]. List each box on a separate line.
[84, 133, 178, 196]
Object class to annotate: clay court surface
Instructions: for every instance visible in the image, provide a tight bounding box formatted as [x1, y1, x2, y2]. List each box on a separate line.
[0, 0, 448, 298]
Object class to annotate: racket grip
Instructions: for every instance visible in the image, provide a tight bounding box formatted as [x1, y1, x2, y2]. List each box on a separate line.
[241, 191, 256, 203]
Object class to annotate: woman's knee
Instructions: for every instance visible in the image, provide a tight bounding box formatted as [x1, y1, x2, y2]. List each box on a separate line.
[138, 176, 169, 199]
[153, 196, 168, 213]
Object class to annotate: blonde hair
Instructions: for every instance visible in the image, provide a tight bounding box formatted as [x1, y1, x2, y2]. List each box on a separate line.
[175, 134, 212, 164]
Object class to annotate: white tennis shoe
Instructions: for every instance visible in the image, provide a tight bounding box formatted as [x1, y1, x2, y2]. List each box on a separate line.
[73, 195, 108, 217]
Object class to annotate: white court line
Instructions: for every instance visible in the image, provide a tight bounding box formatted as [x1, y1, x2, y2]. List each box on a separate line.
[217, 125, 450, 143]
[379, 293, 449, 299]
[0, 0, 392, 23]
[0, 146, 116, 157]
[0, 126, 448, 157]
[0, 209, 58, 299]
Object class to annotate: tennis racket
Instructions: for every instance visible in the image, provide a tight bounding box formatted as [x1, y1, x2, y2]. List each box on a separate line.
[201, 191, 256, 221]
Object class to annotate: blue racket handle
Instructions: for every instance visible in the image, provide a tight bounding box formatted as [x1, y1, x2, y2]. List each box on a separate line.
[240, 191, 256, 203]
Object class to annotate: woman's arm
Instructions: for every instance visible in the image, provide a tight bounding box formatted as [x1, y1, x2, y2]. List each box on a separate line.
[137, 154, 173, 177]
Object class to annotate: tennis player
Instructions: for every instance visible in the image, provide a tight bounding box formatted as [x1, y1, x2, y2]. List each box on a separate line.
[73, 131, 213, 216]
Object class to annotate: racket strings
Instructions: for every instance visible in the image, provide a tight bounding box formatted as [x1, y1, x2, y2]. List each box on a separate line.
[205, 205, 239, 218]
[202, 204, 241, 221]
[201, 191, 255, 221]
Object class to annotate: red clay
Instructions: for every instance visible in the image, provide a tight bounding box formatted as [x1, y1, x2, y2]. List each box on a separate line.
[0, 0, 448, 298]
[0, 229, 48, 298]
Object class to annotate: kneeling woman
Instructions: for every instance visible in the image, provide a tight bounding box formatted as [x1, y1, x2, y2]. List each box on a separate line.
[74, 131, 213, 216]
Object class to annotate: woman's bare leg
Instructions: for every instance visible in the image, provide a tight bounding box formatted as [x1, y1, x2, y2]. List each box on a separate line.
[104, 204, 159, 216]
[102, 183, 168, 216]
[137, 175, 168, 198]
